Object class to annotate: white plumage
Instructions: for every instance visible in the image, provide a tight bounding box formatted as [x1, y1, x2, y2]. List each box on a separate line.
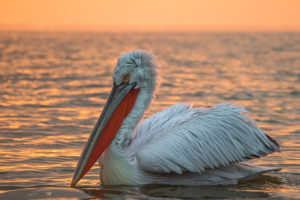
[71, 50, 280, 187]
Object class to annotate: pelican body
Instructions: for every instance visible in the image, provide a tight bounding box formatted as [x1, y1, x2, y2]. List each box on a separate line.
[71, 50, 280, 187]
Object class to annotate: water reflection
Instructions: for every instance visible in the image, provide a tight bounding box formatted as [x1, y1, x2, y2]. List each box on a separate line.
[78, 175, 283, 199]
[139, 185, 269, 199]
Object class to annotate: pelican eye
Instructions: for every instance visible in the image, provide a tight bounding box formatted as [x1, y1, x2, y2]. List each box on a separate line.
[122, 73, 130, 83]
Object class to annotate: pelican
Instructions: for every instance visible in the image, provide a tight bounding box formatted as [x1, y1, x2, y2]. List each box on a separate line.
[71, 50, 280, 187]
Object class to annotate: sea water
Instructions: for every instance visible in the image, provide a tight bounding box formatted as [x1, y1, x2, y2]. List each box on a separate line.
[0, 31, 299, 199]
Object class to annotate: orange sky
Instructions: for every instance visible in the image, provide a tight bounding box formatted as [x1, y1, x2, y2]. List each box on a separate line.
[0, 0, 300, 31]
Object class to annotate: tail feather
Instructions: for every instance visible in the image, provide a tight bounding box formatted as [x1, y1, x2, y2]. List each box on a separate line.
[258, 166, 281, 173]
[266, 134, 281, 152]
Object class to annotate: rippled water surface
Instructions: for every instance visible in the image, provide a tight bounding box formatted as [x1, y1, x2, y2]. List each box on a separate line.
[0, 32, 299, 199]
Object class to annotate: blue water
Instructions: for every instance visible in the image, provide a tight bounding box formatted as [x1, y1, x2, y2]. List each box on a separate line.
[0, 31, 299, 199]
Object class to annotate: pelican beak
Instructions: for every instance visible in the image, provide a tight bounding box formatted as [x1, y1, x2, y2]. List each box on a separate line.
[70, 82, 140, 187]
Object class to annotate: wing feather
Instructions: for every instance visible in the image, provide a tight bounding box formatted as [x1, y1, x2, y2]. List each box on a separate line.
[127, 103, 205, 157]
[135, 103, 280, 174]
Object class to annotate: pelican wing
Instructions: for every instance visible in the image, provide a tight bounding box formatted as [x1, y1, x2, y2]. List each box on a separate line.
[127, 103, 205, 157]
[133, 103, 280, 174]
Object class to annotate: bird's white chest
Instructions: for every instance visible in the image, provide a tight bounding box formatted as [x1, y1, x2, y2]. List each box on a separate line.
[99, 144, 137, 185]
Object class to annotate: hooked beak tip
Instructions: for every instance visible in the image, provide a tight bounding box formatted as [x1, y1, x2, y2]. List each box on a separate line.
[70, 181, 76, 188]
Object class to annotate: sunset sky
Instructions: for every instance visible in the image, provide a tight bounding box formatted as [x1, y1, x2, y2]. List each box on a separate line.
[1, 0, 300, 31]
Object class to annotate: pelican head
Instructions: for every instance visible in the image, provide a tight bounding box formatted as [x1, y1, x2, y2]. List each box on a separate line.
[114, 50, 158, 94]
[71, 50, 159, 187]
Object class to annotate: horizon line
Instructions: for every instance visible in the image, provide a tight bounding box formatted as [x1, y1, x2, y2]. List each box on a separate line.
[1, 24, 300, 32]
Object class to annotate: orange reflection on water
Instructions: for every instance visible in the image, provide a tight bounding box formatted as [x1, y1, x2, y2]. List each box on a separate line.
[0, 32, 299, 196]
[263, 187, 300, 199]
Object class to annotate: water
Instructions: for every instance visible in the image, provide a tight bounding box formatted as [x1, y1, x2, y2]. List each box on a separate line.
[0, 31, 299, 199]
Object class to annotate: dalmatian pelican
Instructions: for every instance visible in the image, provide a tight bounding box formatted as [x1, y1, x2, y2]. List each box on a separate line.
[71, 50, 280, 187]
